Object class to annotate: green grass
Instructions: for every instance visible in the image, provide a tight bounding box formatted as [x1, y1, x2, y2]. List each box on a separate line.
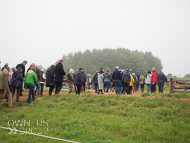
[0, 93, 190, 142]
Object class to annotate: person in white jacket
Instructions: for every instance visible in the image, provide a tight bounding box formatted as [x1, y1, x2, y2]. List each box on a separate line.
[145, 71, 152, 93]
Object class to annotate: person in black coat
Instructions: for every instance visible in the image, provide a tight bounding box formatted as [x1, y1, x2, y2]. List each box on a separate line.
[75, 68, 83, 95]
[1, 63, 8, 71]
[11, 67, 23, 102]
[16, 60, 27, 96]
[82, 71, 87, 92]
[55, 60, 66, 94]
[93, 71, 99, 93]
[122, 69, 131, 94]
[46, 65, 55, 96]
[157, 70, 165, 93]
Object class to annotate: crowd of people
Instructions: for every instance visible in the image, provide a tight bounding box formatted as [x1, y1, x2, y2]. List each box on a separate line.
[0, 59, 167, 109]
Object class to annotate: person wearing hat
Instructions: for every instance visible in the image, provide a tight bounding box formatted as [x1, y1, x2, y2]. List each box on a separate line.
[75, 68, 83, 95]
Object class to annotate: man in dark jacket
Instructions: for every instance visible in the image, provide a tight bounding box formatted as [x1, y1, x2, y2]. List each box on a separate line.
[112, 66, 122, 94]
[136, 71, 140, 91]
[55, 60, 66, 94]
[93, 71, 99, 93]
[16, 60, 27, 96]
[157, 70, 165, 93]
[75, 68, 83, 95]
[1, 63, 8, 71]
[82, 71, 86, 92]
[122, 69, 131, 94]
[35, 65, 41, 95]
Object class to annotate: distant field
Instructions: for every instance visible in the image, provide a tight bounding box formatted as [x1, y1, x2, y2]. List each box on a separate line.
[0, 92, 190, 142]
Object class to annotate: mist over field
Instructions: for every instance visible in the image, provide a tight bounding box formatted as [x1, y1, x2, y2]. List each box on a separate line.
[0, 0, 190, 77]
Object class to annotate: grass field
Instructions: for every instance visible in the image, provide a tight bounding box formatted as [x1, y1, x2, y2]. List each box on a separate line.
[0, 91, 190, 143]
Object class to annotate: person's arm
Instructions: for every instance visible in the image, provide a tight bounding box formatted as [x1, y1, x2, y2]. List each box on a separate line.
[61, 65, 66, 76]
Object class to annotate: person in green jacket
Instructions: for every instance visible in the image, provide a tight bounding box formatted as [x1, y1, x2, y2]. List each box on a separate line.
[25, 67, 38, 103]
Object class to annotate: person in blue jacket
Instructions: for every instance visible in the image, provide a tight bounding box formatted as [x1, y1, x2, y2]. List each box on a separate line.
[136, 71, 140, 91]
[112, 66, 122, 94]
[75, 68, 83, 95]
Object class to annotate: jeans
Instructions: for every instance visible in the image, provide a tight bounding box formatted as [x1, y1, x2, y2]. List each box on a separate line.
[12, 87, 20, 101]
[151, 83, 156, 93]
[28, 86, 35, 103]
[114, 80, 121, 94]
[104, 82, 110, 93]
[147, 84, 151, 93]
[136, 81, 140, 91]
[55, 81, 62, 94]
[76, 84, 82, 95]
[88, 83, 91, 89]
[38, 80, 41, 94]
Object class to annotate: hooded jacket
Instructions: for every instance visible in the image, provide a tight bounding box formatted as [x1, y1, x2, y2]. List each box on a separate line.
[93, 72, 98, 85]
[0, 69, 9, 91]
[103, 71, 112, 83]
[151, 71, 158, 83]
[11, 71, 23, 88]
[24, 70, 38, 87]
[129, 76, 134, 86]
[75, 71, 82, 85]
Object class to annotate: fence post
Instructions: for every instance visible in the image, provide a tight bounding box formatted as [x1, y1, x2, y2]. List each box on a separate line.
[169, 77, 173, 93]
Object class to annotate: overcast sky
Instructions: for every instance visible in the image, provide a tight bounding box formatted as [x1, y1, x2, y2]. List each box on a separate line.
[0, 0, 189, 77]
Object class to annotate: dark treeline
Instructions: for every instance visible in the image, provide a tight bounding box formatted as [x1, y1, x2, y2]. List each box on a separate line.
[55, 48, 163, 76]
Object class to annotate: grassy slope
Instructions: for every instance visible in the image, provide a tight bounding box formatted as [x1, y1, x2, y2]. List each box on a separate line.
[0, 93, 190, 143]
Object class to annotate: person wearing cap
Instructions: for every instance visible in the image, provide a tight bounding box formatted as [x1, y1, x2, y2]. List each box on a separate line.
[39, 68, 46, 96]
[112, 66, 122, 94]
[75, 68, 83, 95]
[157, 70, 165, 93]
[55, 59, 66, 94]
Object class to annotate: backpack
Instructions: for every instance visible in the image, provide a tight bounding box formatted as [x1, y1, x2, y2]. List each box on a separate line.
[66, 74, 72, 82]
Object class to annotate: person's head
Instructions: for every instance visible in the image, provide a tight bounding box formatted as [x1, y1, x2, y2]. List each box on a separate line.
[17, 67, 22, 72]
[106, 68, 110, 72]
[30, 63, 35, 67]
[35, 65, 38, 68]
[4, 67, 10, 72]
[137, 71, 139, 74]
[140, 75, 143, 77]
[5, 63, 8, 66]
[50, 65, 55, 70]
[115, 66, 119, 70]
[11, 67, 16, 72]
[22, 60, 27, 66]
[41, 68, 45, 72]
[31, 67, 36, 72]
[148, 71, 151, 74]
[160, 70, 163, 73]
[152, 67, 156, 71]
[79, 68, 83, 72]
[60, 59, 64, 64]
[100, 67, 103, 71]
[126, 68, 128, 72]
[132, 73, 135, 76]
[69, 69, 74, 74]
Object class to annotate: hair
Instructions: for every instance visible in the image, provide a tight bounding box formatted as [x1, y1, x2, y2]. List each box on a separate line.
[12, 67, 16, 72]
[50, 65, 55, 70]
[23, 60, 27, 64]
[60, 59, 63, 63]
[145, 71, 151, 78]
[132, 73, 135, 76]
[100, 67, 103, 70]
[5, 63, 8, 66]
[106, 68, 110, 72]
[137, 71, 139, 74]
[69, 69, 74, 73]
[17, 67, 22, 72]
[115, 66, 119, 69]
[152, 67, 156, 70]
[31, 67, 36, 72]
[140, 75, 144, 77]
[30, 63, 35, 67]
[4, 67, 10, 71]
[126, 68, 128, 71]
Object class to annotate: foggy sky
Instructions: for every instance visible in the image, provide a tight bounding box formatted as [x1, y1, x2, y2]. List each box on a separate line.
[0, 0, 189, 77]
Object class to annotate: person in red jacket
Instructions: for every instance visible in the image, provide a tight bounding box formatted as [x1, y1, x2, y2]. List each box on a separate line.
[151, 67, 158, 93]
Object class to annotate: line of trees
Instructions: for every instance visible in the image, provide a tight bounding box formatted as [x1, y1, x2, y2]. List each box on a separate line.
[54, 48, 163, 76]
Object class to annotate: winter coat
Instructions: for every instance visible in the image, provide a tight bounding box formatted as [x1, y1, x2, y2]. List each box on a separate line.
[140, 76, 145, 84]
[40, 71, 46, 84]
[93, 73, 98, 85]
[24, 70, 38, 87]
[112, 69, 122, 80]
[136, 73, 140, 82]
[55, 62, 66, 82]
[98, 73, 104, 90]
[103, 71, 112, 83]
[16, 63, 25, 78]
[145, 74, 152, 84]
[11, 71, 23, 88]
[46, 68, 55, 87]
[9, 69, 13, 85]
[82, 73, 87, 83]
[129, 76, 134, 86]
[132, 75, 138, 84]
[151, 71, 158, 83]
[75, 71, 83, 85]
[157, 72, 165, 83]
[0, 69, 9, 91]
[36, 68, 40, 81]
[122, 72, 131, 83]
